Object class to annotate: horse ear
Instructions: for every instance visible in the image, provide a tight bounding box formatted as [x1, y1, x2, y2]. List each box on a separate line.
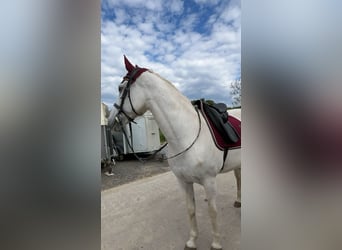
[124, 55, 135, 72]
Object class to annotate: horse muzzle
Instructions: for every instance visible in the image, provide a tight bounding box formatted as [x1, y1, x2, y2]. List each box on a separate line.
[111, 113, 128, 132]
[107, 106, 120, 128]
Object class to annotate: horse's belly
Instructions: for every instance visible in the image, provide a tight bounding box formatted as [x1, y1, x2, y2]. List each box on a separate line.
[167, 145, 240, 183]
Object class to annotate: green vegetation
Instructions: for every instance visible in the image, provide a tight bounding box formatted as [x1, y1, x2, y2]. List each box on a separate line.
[159, 129, 166, 143]
[205, 99, 215, 105]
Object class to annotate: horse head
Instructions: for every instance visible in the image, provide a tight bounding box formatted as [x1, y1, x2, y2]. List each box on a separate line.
[108, 55, 149, 129]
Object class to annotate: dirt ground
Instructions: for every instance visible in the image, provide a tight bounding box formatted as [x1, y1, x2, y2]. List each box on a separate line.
[101, 171, 240, 250]
[101, 155, 240, 249]
[101, 155, 170, 190]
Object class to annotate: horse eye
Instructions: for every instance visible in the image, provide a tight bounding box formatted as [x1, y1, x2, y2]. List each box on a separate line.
[118, 85, 123, 92]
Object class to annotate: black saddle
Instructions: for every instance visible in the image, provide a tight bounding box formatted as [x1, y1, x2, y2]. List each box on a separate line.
[192, 99, 239, 144]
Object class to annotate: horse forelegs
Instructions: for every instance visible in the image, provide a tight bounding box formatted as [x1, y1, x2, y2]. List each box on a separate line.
[233, 168, 241, 207]
[178, 180, 198, 249]
[204, 178, 222, 250]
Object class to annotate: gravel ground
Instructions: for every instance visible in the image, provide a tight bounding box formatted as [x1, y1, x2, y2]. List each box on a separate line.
[101, 155, 170, 190]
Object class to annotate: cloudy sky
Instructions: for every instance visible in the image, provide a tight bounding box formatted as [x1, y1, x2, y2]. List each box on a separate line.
[101, 0, 240, 107]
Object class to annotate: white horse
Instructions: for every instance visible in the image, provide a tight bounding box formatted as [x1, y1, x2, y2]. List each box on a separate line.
[108, 56, 241, 250]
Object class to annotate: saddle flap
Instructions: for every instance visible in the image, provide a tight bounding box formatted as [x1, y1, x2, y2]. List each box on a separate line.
[204, 104, 239, 143]
[192, 99, 241, 147]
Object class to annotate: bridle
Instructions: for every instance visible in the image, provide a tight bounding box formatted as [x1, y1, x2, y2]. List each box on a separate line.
[112, 66, 202, 162]
[114, 66, 148, 123]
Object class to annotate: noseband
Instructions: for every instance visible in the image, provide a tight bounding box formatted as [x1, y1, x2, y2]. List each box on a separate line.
[114, 66, 148, 123]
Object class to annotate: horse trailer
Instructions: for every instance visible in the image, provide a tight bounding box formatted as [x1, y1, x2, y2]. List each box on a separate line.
[101, 103, 161, 161]
[112, 111, 161, 156]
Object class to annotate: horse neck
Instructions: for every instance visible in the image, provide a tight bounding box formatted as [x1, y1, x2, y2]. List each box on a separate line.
[142, 73, 199, 149]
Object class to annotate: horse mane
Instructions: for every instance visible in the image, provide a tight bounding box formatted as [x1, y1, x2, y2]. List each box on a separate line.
[146, 69, 193, 108]
[148, 70, 179, 92]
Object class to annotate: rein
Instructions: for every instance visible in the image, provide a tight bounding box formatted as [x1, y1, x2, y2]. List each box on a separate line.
[117, 106, 202, 163]
[166, 107, 201, 160]
[117, 119, 168, 163]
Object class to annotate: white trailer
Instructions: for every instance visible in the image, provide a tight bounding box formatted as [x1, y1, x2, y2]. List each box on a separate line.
[101, 103, 161, 160]
[112, 111, 161, 157]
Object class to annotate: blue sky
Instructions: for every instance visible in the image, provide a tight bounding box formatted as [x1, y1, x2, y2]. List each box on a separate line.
[101, 0, 240, 107]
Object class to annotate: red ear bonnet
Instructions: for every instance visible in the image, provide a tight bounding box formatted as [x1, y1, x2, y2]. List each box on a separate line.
[124, 55, 135, 72]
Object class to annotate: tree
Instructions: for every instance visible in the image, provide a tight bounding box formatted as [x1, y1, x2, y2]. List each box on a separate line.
[230, 79, 241, 107]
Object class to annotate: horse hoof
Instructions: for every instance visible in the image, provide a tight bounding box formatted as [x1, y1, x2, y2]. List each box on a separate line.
[184, 246, 196, 250]
[234, 201, 241, 208]
[211, 247, 223, 250]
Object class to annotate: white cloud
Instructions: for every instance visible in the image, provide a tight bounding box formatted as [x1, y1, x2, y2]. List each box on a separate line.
[193, 0, 220, 6]
[180, 13, 199, 32]
[101, 0, 241, 106]
[137, 22, 155, 35]
[113, 8, 128, 24]
[169, 0, 184, 13]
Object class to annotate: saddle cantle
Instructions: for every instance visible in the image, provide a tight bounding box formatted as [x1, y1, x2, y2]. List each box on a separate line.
[192, 99, 241, 151]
